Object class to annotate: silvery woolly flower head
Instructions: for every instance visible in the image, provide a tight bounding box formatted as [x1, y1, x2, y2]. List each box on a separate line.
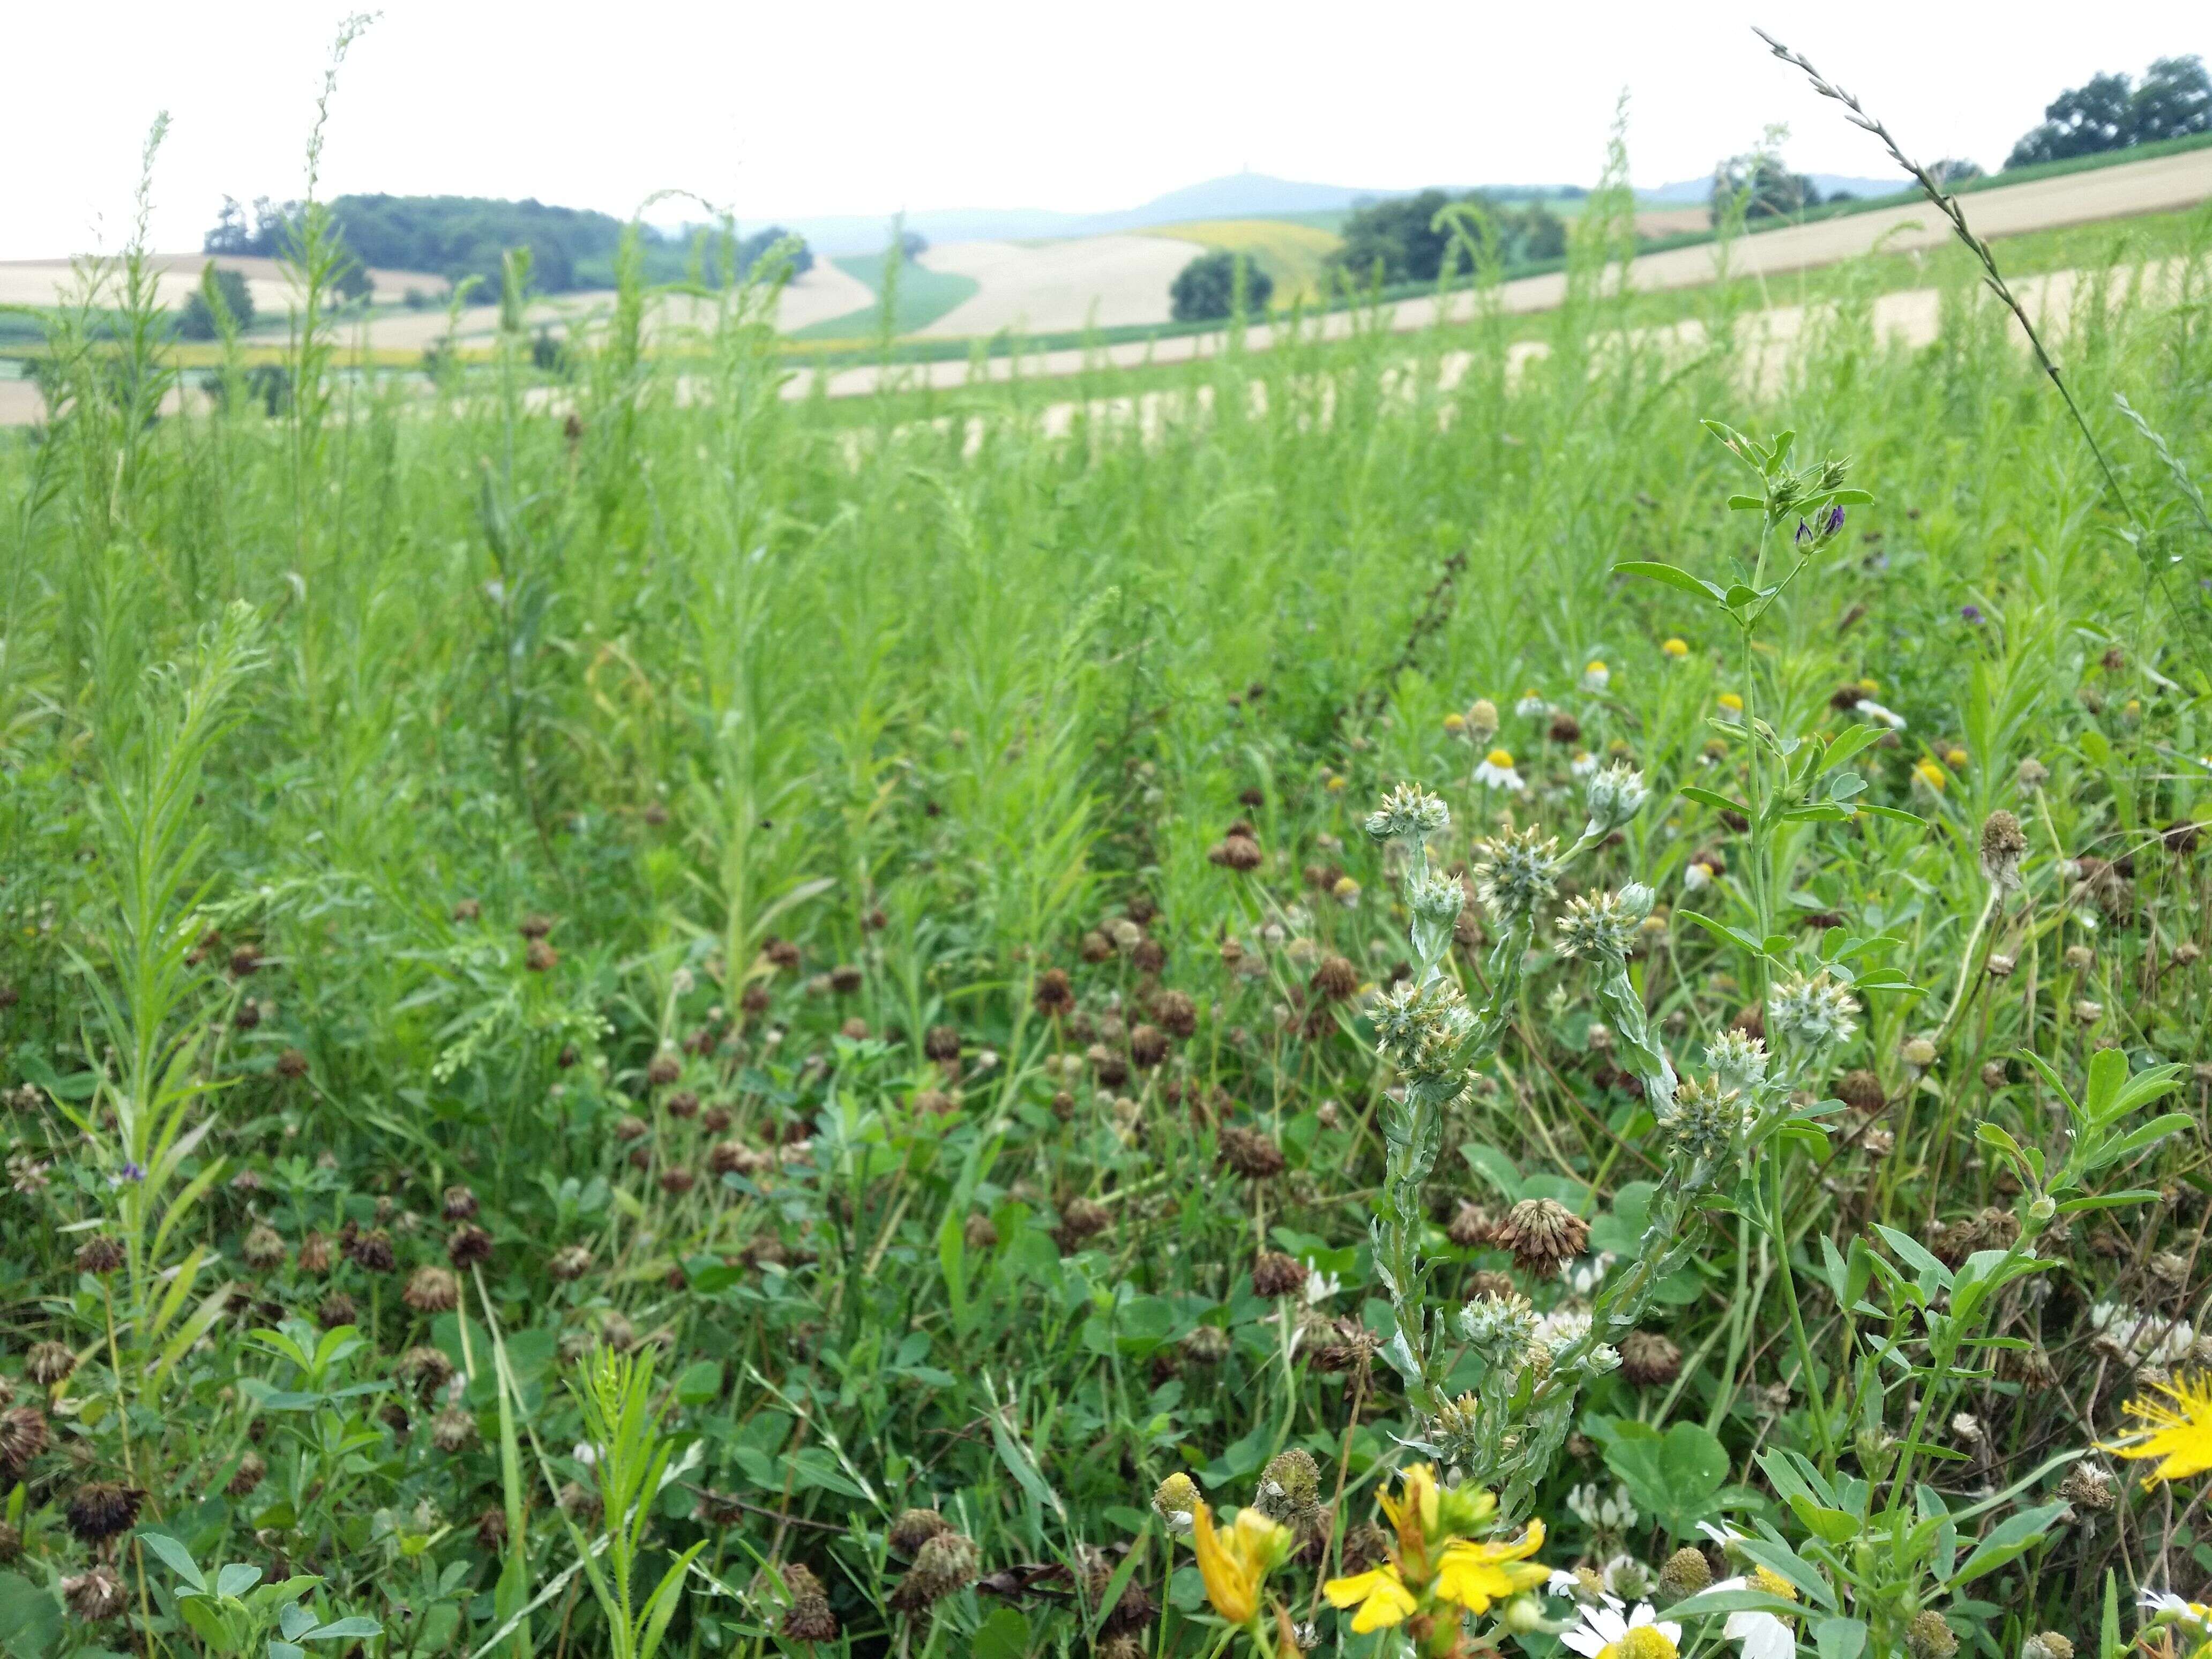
[1474, 825, 1561, 924]
[1555, 892, 1640, 961]
[1658, 1074, 1745, 1167]
[1582, 762, 1649, 835]
[1459, 1289, 1539, 1355]
[1534, 1306, 1593, 1357]
[1366, 783, 1451, 845]
[1702, 1028, 1769, 1094]
[1515, 692, 1548, 719]
[1370, 977, 1476, 1079]
[1768, 971, 1859, 1049]
[1407, 869, 1466, 927]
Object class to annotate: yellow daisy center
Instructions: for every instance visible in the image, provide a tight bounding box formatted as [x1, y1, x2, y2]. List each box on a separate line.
[1662, 638, 1688, 656]
[1598, 1630, 1680, 1659]
[1486, 749, 1514, 768]
[1751, 1566, 1799, 1602]
[1717, 692, 1744, 711]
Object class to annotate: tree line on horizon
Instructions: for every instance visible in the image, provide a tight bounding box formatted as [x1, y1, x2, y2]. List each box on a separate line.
[202, 195, 815, 302]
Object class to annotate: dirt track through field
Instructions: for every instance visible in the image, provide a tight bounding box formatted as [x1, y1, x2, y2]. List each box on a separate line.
[784, 146, 2212, 401]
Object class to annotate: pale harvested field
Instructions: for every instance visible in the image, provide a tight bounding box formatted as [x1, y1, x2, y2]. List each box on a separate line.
[915, 235, 1207, 337]
[1634, 206, 1715, 237]
[0, 253, 443, 316]
[791, 145, 2212, 398]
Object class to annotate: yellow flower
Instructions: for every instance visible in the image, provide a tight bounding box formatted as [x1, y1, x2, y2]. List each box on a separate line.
[1190, 1499, 1291, 1625]
[1444, 711, 1467, 733]
[1717, 692, 1744, 713]
[1858, 676, 1879, 693]
[2105, 1372, 2212, 1485]
[1323, 1563, 1419, 1632]
[1379, 1462, 1442, 1553]
[1914, 759, 1947, 792]
[1485, 748, 1515, 769]
[1324, 773, 1347, 794]
[1944, 746, 1968, 769]
[1662, 637, 1689, 657]
[1434, 1519, 1549, 1613]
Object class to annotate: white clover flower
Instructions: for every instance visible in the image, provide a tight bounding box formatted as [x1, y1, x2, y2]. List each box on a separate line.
[2090, 1302, 2196, 1365]
[1566, 1252, 1617, 1296]
[1583, 660, 1611, 692]
[1365, 782, 1451, 843]
[1302, 1267, 1342, 1305]
[1474, 747, 1526, 791]
[1855, 699, 1907, 731]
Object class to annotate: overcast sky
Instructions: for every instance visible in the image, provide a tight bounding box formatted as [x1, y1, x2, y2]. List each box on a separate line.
[4, 2, 2206, 259]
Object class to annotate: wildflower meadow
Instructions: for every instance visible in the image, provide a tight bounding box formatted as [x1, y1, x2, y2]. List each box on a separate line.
[8, 31, 2212, 1659]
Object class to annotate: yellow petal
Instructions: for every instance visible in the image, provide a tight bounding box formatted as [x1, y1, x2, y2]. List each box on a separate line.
[1191, 1500, 1257, 1624]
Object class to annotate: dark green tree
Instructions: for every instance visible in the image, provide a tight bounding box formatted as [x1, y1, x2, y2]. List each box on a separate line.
[1168, 250, 1273, 322]
[1710, 154, 1821, 225]
[176, 264, 255, 341]
[2007, 68, 2137, 167]
[2128, 56, 2212, 144]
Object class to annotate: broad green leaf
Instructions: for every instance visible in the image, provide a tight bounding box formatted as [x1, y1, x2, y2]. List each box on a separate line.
[1614, 561, 1725, 602]
[216, 1564, 263, 1600]
[140, 1531, 207, 1594]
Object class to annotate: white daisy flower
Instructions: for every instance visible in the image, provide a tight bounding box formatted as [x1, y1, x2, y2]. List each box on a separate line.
[1516, 692, 1548, 719]
[1474, 748, 1526, 791]
[1560, 1600, 1682, 1658]
[1572, 750, 1600, 778]
[1583, 660, 1611, 692]
[1684, 861, 1713, 892]
[1709, 1574, 1798, 1659]
[1855, 699, 1907, 731]
[2141, 1590, 2212, 1633]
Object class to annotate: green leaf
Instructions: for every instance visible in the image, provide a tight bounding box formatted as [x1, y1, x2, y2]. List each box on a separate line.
[1613, 561, 1725, 603]
[216, 1564, 263, 1600]
[1604, 1422, 1729, 1536]
[278, 1605, 318, 1642]
[1949, 1501, 2069, 1586]
[672, 1361, 721, 1407]
[1677, 910, 1766, 960]
[1815, 1616, 1870, 1659]
[1726, 494, 1766, 512]
[974, 1606, 1032, 1659]
[1459, 1142, 1523, 1201]
[267, 1643, 305, 1659]
[301, 1616, 382, 1642]
[1856, 804, 1925, 826]
[139, 1531, 207, 1595]
[1678, 786, 1750, 814]
[2083, 1112, 2194, 1173]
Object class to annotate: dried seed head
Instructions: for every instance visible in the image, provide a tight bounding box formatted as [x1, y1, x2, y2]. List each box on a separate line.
[1208, 834, 1264, 872]
[242, 1224, 288, 1271]
[475, 1507, 509, 1553]
[1152, 989, 1198, 1038]
[226, 1451, 267, 1497]
[1836, 1069, 1885, 1112]
[1620, 1331, 1683, 1387]
[891, 1530, 980, 1610]
[525, 939, 559, 973]
[2023, 1633, 2076, 1659]
[398, 1345, 455, 1394]
[777, 1563, 839, 1642]
[1252, 1250, 1306, 1297]
[1496, 1197, 1590, 1275]
[1182, 1326, 1229, 1366]
[63, 1565, 128, 1621]
[1219, 1125, 1287, 1179]
[1129, 1024, 1168, 1068]
[346, 1228, 397, 1273]
[548, 1245, 592, 1281]
[404, 1266, 461, 1313]
[297, 1231, 333, 1275]
[64, 1481, 144, 1545]
[74, 1236, 125, 1276]
[1979, 811, 2028, 890]
[1054, 1198, 1111, 1252]
[25, 1342, 77, 1387]
[0, 1405, 50, 1477]
[962, 1213, 998, 1251]
[1447, 1201, 1497, 1249]
[432, 1404, 479, 1453]
[447, 1223, 494, 1268]
[1901, 1037, 1938, 1070]
[1906, 1611, 1958, 1659]
[1310, 955, 1360, 1002]
[887, 1508, 953, 1557]
[316, 1291, 359, 1328]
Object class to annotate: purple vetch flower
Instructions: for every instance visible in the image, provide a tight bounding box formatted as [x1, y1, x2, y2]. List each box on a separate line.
[1961, 604, 1982, 623]
[1795, 505, 1847, 543]
[109, 1161, 145, 1187]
